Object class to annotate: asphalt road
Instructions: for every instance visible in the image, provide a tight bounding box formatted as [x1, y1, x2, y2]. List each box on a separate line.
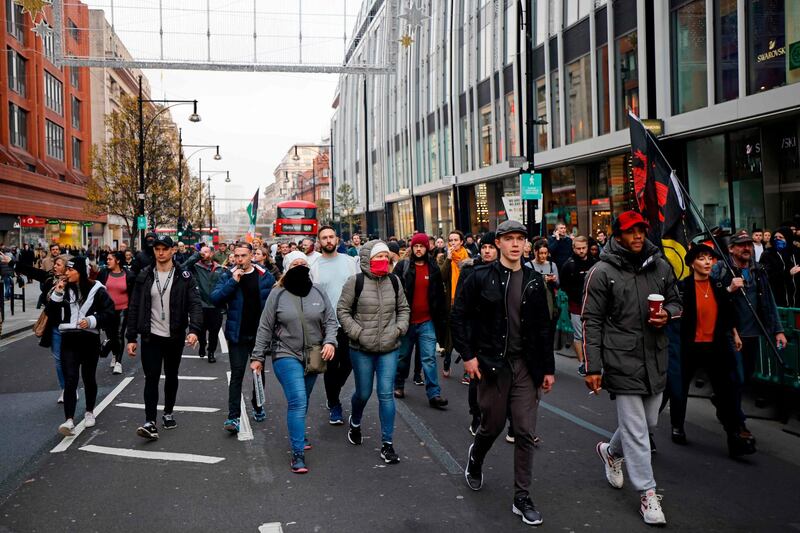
[1, 330, 799, 533]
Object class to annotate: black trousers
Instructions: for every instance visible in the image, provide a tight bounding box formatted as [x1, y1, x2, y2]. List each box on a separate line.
[61, 331, 100, 420]
[323, 328, 352, 408]
[199, 307, 223, 356]
[106, 309, 128, 363]
[141, 334, 184, 422]
[228, 335, 261, 418]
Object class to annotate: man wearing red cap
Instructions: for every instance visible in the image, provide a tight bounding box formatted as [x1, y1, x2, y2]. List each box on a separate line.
[582, 210, 681, 526]
[392, 233, 449, 408]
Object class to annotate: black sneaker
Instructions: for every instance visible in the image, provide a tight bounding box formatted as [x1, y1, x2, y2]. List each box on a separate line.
[137, 421, 159, 440]
[413, 376, 424, 386]
[208, 353, 216, 363]
[671, 427, 687, 445]
[464, 443, 483, 491]
[649, 433, 657, 454]
[469, 416, 480, 437]
[512, 496, 543, 526]
[162, 413, 177, 430]
[380, 442, 400, 464]
[347, 416, 362, 445]
[198, 349, 205, 358]
[429, 396, 448, 409]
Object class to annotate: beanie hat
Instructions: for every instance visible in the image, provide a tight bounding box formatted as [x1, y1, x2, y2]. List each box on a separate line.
[370, 241, 390, 258]
[410, 233, 430, 250]
[479, 232, 498, 250]
[66, 256, 91, 279]
[387, 241, 400, 254]
[282, 250, 307, 273]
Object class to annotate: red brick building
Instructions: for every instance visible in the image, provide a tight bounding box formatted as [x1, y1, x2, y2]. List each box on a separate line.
[0, 0, 101, 248]
[295, 151, 331, 205]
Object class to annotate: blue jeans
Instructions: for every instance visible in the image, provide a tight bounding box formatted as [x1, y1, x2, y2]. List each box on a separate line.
[51, 327, 65, 390]
[272, 357, 318, 454]
[350, 349, 399, 443]
[395, 321, 441, 399]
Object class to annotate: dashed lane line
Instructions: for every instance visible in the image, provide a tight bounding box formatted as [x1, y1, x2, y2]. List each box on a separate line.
[51, 376, 135, 454]
[540, 400, 614, 439]
[79, 444, 225, 464]
[115, 402, 220, 413]
[226, 371, 254, 441]
[159, 375, 217, 381]
[258, 523, 284, 532]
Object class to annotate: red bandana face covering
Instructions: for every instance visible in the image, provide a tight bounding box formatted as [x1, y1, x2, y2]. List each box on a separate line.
[370, 257, 390, 276]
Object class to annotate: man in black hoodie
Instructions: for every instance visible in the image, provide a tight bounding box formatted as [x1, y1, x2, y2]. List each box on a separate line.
[132, 232, 157, 275]
[560, 236, 597, 376]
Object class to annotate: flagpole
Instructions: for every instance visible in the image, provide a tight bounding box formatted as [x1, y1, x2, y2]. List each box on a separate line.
[630, 112, 789, 370]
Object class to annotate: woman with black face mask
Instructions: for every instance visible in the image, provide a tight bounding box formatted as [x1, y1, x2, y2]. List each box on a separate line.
[250, 251, 338, 474]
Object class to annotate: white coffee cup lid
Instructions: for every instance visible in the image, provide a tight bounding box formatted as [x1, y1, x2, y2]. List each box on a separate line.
[648, 294, 665, 301]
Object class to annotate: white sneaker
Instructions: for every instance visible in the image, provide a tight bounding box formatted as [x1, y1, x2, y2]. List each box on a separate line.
[596, 442, 624, 489]
[113, 362, 123, 375]
[57, 390, 64, 403]
[58, 419, 75, 436]
[640, 489, 666, 525]
[85, 412, 96, 428]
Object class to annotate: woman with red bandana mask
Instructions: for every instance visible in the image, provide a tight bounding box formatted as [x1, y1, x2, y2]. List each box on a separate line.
[337, 240, 411, 465]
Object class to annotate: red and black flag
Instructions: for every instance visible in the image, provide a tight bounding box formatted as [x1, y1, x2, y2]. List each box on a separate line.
[629, 112, 703, 279]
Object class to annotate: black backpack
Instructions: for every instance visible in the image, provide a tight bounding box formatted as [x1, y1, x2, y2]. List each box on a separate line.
[350, 272, 400, 317]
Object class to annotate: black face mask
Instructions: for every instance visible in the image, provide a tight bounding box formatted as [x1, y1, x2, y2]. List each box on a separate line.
[283, 265, 312, 297]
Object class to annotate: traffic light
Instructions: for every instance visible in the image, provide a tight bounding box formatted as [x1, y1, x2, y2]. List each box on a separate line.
[177, 217, 185, 238]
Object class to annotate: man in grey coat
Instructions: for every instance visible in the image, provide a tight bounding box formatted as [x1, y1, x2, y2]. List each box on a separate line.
[582, 211, 681, 526]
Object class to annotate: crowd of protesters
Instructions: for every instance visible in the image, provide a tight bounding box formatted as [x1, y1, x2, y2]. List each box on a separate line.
[2, 213, 796, 528]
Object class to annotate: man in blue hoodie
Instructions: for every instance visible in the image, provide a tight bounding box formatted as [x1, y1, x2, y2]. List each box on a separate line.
[211, 242, 275, 433]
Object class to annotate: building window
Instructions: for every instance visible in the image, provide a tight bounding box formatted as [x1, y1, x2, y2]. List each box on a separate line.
[68, 19, 79, 41]
[461, 114, 472, 172]
[535, 78, 547, 150]
[45, 120, 65, 160]
[615, 31, 639, 130]
[687, 135, 730, 230]
[715, 0, 739, 102]
[7, 49, 27, 96]
[504, 0, 516, 65]
[44, 71, 64, 115]
[495, 98, 505, 162]
[505, 92, 519, 158]
[43, 24, 55, 61]
[550, 70, 561, 147]
[72, 137, 82, 170]
[672, 0, 708, 114]
[548, 0, 561, 34]
[71, 96, 81, 128]
[746, 0, 798, 94]
[597, 44, 610, 135]
[428, 133, 440, 182]
[564, 0, 592, 27]
[70, 67, 80, 89]
[478, 4, 492, 81]
[566, 55, 593, 143]
[535, 0, 546, 44]
[8, 102, 28, 149]
[479, 103, 493, 167]
[6, 0, 24, 41]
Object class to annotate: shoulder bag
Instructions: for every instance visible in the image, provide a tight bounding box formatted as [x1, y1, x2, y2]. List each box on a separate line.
[290, 294, 326, 375]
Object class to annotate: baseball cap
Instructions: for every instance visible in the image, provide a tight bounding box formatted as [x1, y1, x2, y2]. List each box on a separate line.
[153, 235, 174, 248]
[495, 220, 527, 238]
[612, 211, 650, 233]
[728, 230, 753, 245]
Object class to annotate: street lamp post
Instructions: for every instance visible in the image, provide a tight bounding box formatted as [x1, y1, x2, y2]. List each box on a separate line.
[137, 75, 201, 249]
[200, 170, 231, 237]
[181, 145, 221, 235]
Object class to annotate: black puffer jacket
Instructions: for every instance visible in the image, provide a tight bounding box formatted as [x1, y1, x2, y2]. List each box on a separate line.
[582, 238, 682, 395]
[450, 261, 554, 387]
[758, 229, 800, 307]
[393, 255, 447, 343]
[125, 263, 203, 342]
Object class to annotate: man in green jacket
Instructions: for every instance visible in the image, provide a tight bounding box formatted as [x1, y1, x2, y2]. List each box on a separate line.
[212, 242, 229, 266]
[182, 246, 223, 362]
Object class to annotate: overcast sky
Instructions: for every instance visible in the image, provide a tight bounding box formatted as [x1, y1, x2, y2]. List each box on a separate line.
[81, 0, 363, 200]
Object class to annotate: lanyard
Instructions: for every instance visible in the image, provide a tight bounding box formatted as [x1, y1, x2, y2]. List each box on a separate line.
[154, 267, 174, 321]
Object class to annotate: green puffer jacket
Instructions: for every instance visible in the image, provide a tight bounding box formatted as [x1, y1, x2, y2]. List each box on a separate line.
[181, 252, 223, 308]
[337, 240, 410, 353]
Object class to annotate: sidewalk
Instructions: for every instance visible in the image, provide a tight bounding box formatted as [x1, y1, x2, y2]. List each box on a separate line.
[0, 283, 42, 339]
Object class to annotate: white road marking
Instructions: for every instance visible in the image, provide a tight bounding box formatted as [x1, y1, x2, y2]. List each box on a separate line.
[0, 329, 35, 348]
[258, 523, 284, 533]
[51, 376, 134, 453]
[226, 371, 254, 441]
[218, 331, 229, 354]
[159, 375, 217, 381]
[79, 444, 225, 464]
[115, 402, 220, 413]
[181, 355, 203, 359]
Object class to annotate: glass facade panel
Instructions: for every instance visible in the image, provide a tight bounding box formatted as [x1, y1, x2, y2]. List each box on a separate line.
[551, 71, 561, 147]
[546, 166, 577, 231]
[615, 31, 639, 130]
[536, 78, 548, 150]
[495, 98, 505, 162]
[461, 114, 472, 172]
[536, 0, 546, 45]
[715, 0, 739, 102]
[597, 44, 610, 135]
[566, 55, 593, 143]
[671, 0, 708, 114]
[480, 103, 493, 167]
[687, 135, 730, 230]
[746, 0, 800, 94]
[428, 132, 440, 182]
[505, 92, 519, 157]
[761, 120, 800, 227]
[729, 128, 765, 230]
[478, 5, 491, 81]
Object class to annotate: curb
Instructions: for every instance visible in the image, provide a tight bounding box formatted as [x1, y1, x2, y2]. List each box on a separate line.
[0, 320, 35, 340]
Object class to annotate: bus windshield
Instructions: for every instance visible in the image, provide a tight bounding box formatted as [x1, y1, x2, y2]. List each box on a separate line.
[277, 207, 316, 219]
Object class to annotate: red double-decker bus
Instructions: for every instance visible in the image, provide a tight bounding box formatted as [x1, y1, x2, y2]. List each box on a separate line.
[273, 200, 318, 237]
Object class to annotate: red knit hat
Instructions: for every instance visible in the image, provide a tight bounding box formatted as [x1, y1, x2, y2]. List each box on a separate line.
[410, 232, 430, 250]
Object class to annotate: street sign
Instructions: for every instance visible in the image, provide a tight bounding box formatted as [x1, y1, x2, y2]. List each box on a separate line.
[509, 156, 528, 168]
[441, 175, 456, 186]
[137, 215, 147, 230]
[520, 172, 542, 200]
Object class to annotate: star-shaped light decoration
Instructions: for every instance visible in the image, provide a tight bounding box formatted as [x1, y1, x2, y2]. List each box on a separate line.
[399, 34, 415, 48]
[14, 0, 51, 18]
[31, 18, 52, 40]
[398, 2, 428, 27]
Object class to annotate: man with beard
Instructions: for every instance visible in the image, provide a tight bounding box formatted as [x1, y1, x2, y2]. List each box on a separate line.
[310, 226, 359, 425]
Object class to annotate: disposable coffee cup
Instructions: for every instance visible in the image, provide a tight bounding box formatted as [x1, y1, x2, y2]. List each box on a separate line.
[648, 294, 665, 320]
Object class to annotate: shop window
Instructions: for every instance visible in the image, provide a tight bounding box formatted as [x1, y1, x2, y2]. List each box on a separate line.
[746, 0, 795, 94]
[597, 44, 610, 135]
[505, 92, 519, 158]
[551, 71, 561, 147]
[715, 0, 738, 102]
[480, 103, 493, 167]
[761, 121, 800, 226]
[535, 78, 548, 151]
[729, 128, 765, 231]
[687, 135, 730, 231]
[588, 163, 612, 237]
[547, 166, 577, 232]
[671, 0, 708, 114]
[615, 31, 639, 130]
[566, 55, 592, 143]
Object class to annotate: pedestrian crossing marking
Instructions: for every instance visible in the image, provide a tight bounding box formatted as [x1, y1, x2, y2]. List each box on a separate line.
[79, 444, 225, 464]
[116, 402, 220, 413]
[160, 375, 218, 381]
[258, 523, 284, 533]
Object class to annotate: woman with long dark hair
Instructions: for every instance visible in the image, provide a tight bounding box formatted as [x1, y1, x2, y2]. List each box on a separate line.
[97, 252, 134, 375]
[48, 257, 115, 436]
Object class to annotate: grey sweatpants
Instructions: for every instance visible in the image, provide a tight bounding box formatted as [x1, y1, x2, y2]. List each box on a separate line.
[608, 392, 662, 492]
